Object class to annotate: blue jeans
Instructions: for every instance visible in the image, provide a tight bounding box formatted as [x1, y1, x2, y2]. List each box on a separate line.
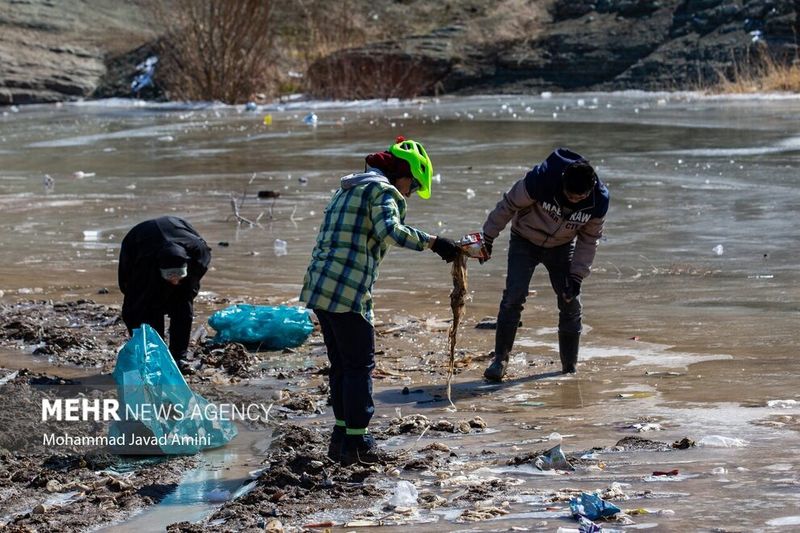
[314, 309, 375, 431]
[495, 233, 582, 356]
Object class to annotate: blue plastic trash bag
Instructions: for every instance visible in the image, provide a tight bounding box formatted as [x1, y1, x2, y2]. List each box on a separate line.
[109, 324, 237, 455]
[208, 304, 313, 349]
[570, 492, 621, 521]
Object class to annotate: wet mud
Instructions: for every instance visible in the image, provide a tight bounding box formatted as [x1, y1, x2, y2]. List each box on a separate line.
[2, 297, 800, 531]
[0, 368, 195, 532]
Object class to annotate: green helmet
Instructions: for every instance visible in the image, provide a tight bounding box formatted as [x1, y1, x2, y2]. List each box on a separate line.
[389, 136, 433, 199]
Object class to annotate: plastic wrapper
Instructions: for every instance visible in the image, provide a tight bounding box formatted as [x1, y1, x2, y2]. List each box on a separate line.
[457, 232, 489, 261]
[569, 492, 621, 520]
[208, 304, 313, 349]
[534, 443, 575, 471]
[109, 324, 237, 454]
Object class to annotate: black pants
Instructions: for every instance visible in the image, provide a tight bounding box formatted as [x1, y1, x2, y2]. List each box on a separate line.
[314, 309, 375, 431]
[495, 233, 582, 357]
[122, 299, 193, 360]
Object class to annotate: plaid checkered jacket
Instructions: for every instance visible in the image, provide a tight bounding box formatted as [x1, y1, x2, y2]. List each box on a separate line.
[300, 171, 431, 322]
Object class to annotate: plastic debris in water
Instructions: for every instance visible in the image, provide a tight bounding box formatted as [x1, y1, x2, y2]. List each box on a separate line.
[465, 188, 476, 199]
[767, 399, 798, 408]
[43, 174, 55, 191]
[534, 443, 574, 471]
[83, 230, 100, 241]
[303, 112, 318, 125]
[388, 480, 418, 508]
[208, 304, 314, 349]
[274, 239, 288, 256]
[569, 492, 621, 521]
[263, 114, 273, 125]
[244, 101, 257, 112]
[712, 244, 724, 256]
[72, 171, 95, 179]
[207, 488, 231, 502]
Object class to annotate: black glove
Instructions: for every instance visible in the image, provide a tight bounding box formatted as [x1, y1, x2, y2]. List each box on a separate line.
[561, 273, 583, 302]
[431, 236, 460, 263]
[480, 234, 494, 264]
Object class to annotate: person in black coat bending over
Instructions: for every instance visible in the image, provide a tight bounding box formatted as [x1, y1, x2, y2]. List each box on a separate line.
[118, 216, 211, 362]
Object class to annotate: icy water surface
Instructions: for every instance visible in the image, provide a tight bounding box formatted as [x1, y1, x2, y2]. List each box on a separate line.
[1, 93, 800, 530]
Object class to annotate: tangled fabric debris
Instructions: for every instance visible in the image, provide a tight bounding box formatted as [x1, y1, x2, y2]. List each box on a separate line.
[446, 254, 468, 409]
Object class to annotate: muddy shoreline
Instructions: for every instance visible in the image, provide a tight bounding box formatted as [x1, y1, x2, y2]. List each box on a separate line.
[2, 298, 799, 531]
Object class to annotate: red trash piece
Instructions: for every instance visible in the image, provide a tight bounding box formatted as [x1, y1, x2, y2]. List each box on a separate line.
[652, 469, 679, 476]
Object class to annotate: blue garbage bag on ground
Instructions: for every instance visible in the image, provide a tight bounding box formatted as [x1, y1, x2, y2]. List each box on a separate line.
[109, 324, 237, 455]
[208, 304, 313, 349]
[570, 492, 621, 521]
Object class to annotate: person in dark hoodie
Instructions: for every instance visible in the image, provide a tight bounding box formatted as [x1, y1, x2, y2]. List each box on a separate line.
[118, 216, 211, 363]
[480, 148, 610, 381]
[300, 136, 461, 466]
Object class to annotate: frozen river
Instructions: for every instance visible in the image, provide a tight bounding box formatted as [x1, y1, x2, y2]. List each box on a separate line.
[1, 92, 800, 530]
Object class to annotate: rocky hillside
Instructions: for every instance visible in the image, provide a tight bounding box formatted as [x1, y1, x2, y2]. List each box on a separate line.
[310, 0, 799, 97]
[0, 0, 155, 105]
[1, 0, 798, 105]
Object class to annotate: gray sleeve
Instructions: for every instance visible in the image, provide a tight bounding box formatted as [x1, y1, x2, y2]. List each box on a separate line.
[571, 216, 605, 278]
[482, 178, 536, 239]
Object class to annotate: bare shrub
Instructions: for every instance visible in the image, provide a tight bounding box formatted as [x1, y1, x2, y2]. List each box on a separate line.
[306, 50, 447, 100]
[154, 0, 276, 103]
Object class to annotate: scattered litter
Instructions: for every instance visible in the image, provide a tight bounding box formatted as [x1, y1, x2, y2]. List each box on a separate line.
[711, 467, 727, 475]
[72, 171, 95, 179]
[263, 114, 273, 125]
[157, 135, 174, 142]
[43, 174, 55, 190]
[698, 435, 748, 448]
[82, 230, 100, 241]
[387, 480, 418, 508]
[131, 56, 157, 93]
[632, 422, 662, 432]
[207, 488, 231, 502]
[534, 443, 575, 471]
[652, 469, 679, 477]
[712, 244, 724, 256]
[569, 492, 621, 521]
[767, 399, 798, 408]
[258, 190, 281, 198]
[303, 112, 318, 125]
[465, 188, 476, 199]
[274, 239, 288, 256]
[0, 370, 19, 386]
[244, 102, 258, 112]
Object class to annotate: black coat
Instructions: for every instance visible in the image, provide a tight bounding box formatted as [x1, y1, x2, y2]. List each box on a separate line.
[118, 217, 211, 318]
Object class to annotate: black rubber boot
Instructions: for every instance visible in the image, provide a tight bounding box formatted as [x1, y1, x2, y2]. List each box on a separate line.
[559, 331, 580, 374]
[327, 425, 345, 462]
[340, 434, 394, 466]
[484, 351, 509, 381]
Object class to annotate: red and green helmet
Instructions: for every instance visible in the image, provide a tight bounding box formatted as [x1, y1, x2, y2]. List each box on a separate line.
[389, 136, 433, 199]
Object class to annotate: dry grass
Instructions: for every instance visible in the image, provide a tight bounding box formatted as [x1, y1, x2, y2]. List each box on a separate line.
[711, 46, 800, 93]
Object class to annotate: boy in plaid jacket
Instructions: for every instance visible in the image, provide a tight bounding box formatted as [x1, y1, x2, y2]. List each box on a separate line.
[301, 137, 459, 465]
